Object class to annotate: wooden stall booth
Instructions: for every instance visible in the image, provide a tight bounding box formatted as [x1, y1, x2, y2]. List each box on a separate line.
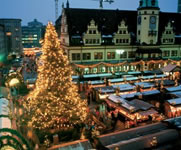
[105, 95, 158, 127]
[164, 97, 181, 118]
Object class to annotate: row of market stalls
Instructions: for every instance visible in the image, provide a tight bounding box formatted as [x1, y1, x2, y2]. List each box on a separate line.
[77, 73, 169, 92]
[90, 79, 175, 102]
[87, 76, 181, 126]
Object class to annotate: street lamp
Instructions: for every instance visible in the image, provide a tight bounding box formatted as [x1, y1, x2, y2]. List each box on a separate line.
[6, 76, 20, 130]
[116, 49, 125, 77]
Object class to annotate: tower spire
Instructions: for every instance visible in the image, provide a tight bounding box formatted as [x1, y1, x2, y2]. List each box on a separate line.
[55, 0, 58, 20]
[66, 0, 69, 8]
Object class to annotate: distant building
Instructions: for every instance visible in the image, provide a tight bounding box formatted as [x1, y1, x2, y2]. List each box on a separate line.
[22, 19, 44, 48]
[0, 19, 22, 55]
[0, 24, 7, 59]
[178, 0, 181, 13]
[56, 0, 181, 74]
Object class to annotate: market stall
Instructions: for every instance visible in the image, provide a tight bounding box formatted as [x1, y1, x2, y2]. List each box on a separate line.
[105, 95, 158, 126]
[164, 97, 181, 118]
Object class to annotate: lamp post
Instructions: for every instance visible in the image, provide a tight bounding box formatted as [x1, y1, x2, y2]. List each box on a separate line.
[7, 77, 20, 130]
[116, 49, 125, 77]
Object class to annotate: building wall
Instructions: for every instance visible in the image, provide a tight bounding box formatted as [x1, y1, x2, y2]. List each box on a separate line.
[57, 0, 181, 74]
[22, 19, 43, 49]
[0, 25, 6, 57]
[0, 19, 22, 55]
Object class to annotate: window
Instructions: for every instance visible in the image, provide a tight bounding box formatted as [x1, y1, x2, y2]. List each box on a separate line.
[85, 39, 88, 44]
[107, 52, 115, 59]
[94, 52, 103, 59]
[89, 39, 92, 44]
[163, 51, 170, 57]
[119, 30, 122, 34]
[128, 51, 135, 58]
[126, 39, 129, 43]
[93, 30, 96, 34]
[150, 40, 153, 44]
[171, 50, 177, 57]
[89, 30, 92, 34]
[123, 30, 126, 34]
[97, 39, 100, 44]
[152, 11, 155, 14]
[83, 53, 91, 60]
[144, 11, 147, 14]
[120, 52, 127, 58]
[138, 30, 140, 35]
[72, 53, 80, 60]
[116, 39, 119, 43]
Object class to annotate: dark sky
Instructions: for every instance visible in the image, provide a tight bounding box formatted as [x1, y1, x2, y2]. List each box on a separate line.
[0, 0, 178, 25]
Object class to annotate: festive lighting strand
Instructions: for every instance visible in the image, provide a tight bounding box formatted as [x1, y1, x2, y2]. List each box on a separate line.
[23, 22, 88, 130]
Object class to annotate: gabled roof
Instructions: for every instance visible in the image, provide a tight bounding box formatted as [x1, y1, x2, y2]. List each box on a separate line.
[161, 64, 180, 72]
[64, 8, 137, 36]
[57, 8, 181, 45]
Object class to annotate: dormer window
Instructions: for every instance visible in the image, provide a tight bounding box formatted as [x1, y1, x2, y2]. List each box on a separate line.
[83, 19, 101, 45]
[89, 30, 92, 34]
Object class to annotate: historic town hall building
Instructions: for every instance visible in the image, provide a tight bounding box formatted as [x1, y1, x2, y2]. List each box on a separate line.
[56, 0, 181, 74]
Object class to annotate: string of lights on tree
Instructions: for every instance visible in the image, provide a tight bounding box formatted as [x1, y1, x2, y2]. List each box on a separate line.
[23, 22, 88, 130]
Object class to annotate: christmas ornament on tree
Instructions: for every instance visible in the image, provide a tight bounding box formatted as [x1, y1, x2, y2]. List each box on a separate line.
[23, 22, 87, 130]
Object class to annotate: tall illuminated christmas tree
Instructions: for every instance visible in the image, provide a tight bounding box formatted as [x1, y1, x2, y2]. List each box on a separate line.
[24, 22, 87, 130]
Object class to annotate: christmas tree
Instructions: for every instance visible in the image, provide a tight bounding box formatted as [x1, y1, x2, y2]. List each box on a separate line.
[23, 22, 87, 130]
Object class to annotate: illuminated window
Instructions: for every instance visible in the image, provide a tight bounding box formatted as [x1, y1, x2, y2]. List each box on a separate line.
[94, 52, 103, 59]
[107, 52, 115, 59]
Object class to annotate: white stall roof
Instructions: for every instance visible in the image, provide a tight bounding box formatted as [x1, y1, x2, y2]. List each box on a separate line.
[113, 84, 135, 91]
[167, 97, 181, 106]
[141, 90, 160, 96]
[165, 85, 181, 92]
[134, 82, 155, 89]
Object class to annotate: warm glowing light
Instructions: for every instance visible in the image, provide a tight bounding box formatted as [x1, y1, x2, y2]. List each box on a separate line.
[9, 78, 20, 87]
[23, 22, 88, 130]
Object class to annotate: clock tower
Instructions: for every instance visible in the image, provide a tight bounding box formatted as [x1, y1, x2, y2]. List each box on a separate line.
[137, 0, 160, 45]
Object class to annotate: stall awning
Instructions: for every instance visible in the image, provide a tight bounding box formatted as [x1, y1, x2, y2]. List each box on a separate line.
[136, 48, 162, 54]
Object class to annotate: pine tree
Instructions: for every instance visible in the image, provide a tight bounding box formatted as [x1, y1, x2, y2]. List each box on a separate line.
[23, 22, 87, 130]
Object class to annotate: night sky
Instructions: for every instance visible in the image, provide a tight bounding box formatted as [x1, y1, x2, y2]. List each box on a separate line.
[0, 0, 178, 25]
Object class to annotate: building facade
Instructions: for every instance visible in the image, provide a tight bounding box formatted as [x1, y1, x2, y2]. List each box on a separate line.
[56, 0, 181, 74]
[178, 0, 181, 13]
[0, 19, 22, 55]
[0, 25, 7, 59]
[22, 19, 44, 48]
